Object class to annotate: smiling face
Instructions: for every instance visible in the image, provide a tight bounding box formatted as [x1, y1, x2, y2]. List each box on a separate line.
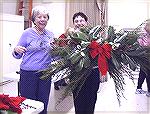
[34, 13, 49, 31]
[32, 6, 49, 31]
[73, 16, 87, 31]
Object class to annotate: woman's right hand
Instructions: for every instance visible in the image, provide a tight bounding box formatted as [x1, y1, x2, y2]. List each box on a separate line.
[14, 46, 27, 54]
[65, 27, 75, 36]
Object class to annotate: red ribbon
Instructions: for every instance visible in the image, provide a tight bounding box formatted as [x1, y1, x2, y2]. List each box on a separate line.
[89, 41, 112, 76]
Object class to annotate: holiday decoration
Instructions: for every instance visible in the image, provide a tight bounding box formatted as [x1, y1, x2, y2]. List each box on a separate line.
[40, 21, 150, 106]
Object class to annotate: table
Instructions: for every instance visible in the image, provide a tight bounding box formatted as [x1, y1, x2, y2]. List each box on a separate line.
[20, 99, 44, 114]
[0, 99, 44, 114]
[2, 72, 44, 113]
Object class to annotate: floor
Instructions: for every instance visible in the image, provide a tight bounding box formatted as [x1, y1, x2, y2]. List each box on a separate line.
[47, 70, 150, 114]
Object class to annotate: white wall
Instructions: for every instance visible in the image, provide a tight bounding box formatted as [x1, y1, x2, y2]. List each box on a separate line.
[1, 0, 150, 36]
[39, 3, 66, 38]
[29, 0, 66, 37]
[1, 14, 24, 74]
[108, 0, 150, 31]
[1, 0, 17, 14]
[0, 13, 3, 91]
[1, 0, 66, 37]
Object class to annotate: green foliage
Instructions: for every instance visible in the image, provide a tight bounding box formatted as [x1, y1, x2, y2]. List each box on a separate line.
[40, 24, 150, 106]
[107, 26, 116, 42]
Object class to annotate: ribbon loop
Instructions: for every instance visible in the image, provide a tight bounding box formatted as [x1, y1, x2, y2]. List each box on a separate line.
[89, 41, 112, 76]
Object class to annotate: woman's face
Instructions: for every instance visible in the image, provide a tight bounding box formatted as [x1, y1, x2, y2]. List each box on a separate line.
[34, 13, 49, 31]
[73, 16, 87, 31]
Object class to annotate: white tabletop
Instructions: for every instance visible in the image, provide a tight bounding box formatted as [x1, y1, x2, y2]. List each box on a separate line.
[20, 99, 44, 114]
[0, 99, 44, 114]
[3, 72, 20, 82]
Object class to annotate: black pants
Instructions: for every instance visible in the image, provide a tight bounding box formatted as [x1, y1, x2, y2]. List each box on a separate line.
[73, 68, 100, 114]
[19, 69, 51, 114]
[137, 68, 150, 92]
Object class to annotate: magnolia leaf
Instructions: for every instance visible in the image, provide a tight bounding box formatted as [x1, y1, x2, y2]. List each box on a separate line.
[81, 41, 90, 48]
[69, 52, 82, 64]
[83, 55, 91, 68]
[75, 58, 85, 72]
[126, 47, 147, 56]
[40, 69, 54, 80]
[125, 33, 138, 45]
[51, 46, 71, 57]
[92, 26, 103, 39]
[72, 32, 89, 42]
[114, 33, 128, 44]
[107, 26, 116, 42]
[124, 54, 137, 71]
[111, 52, 121, 70]
[80, 26, 91, 34]
[89, 25, 99, 35]
[121, 53, 137, 71]
[121, 54, 128, 65]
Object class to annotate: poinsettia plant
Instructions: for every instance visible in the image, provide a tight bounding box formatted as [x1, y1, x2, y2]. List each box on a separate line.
[40, 21, 150, 106]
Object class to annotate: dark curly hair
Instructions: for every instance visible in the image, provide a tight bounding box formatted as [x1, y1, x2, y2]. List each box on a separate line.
[72, 12, 88, 23]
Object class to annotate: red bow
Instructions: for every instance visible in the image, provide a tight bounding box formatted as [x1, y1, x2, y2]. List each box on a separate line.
[89, 41, 112, 76]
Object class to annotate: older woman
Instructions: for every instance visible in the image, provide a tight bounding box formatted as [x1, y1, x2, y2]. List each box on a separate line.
[12, 6, 54, 114]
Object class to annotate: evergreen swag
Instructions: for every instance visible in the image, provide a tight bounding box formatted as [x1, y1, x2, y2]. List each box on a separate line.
[40, 21, 150, 106]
